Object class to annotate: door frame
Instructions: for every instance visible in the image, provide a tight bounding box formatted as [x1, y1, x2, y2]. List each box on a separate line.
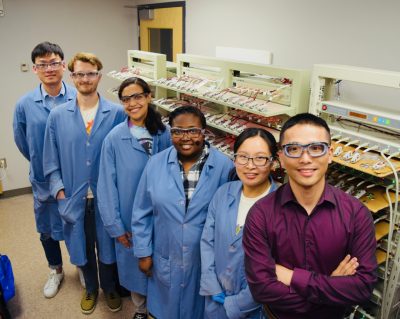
[137, 1, 186, 54]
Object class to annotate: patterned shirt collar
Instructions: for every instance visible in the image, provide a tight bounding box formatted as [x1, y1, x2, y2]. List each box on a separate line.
[179, 144, 209, 208]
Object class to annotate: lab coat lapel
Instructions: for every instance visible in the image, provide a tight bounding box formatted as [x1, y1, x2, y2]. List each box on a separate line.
[120, 119, 148, 154]
[228, 181, 243, 245]
[68, 100, 87, 136]
[167, 147, 185, 197]
[90, 96, 110, 137]
[33, 86, 51, 113]
[231, 178, 279, 245]
[152, 134, 160, 154]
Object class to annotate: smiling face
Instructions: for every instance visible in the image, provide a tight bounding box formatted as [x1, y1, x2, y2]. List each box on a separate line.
[278, 123, 332, 192]
[120, 83, 151, 126]
[171, 113, 205, 162]
[33, 53, 65, 87]
[70, 60, 101, 96]
[235, 135, 273, 195]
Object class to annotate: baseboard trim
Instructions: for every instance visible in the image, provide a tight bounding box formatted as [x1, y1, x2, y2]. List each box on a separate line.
[0, 187, 32, 199]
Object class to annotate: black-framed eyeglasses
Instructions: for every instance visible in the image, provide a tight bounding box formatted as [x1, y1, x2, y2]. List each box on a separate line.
[35, 61, 64, 70]
[170, 127, 205, 138]
[120, 92, 148, 104]
[234, 153, 274, 167]
[281, 142, 330, 158]
[70, 71, 100, 79]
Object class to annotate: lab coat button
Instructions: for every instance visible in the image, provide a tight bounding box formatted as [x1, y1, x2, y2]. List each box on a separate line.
[86, 160, 91, 166]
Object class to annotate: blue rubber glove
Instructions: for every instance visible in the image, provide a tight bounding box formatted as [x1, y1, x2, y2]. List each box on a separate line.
[211, 292, 226, 304]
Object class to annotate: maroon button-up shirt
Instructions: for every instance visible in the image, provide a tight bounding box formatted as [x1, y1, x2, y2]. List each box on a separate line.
[243, 183, 377, 319]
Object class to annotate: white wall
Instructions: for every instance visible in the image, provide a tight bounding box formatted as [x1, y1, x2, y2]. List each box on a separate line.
[184, 0, 400, 124]
[186, 0, 400, 70]
[2, 0, 400, 191]
[0, 0, 138, 191]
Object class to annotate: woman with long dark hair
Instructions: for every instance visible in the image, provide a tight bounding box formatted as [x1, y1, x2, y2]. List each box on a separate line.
[97, 77, 171, 319]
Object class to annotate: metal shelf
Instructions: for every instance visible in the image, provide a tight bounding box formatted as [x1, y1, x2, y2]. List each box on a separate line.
[154, 83, 296, 117]
[310, 64, 400, 319]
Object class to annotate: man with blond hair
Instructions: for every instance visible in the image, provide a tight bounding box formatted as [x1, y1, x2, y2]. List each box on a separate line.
[44, 52, 126, 314]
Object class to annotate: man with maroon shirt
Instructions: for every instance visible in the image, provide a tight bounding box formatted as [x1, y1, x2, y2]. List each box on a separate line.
[243, 113, 377, 319]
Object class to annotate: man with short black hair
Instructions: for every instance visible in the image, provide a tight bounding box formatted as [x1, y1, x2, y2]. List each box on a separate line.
[13, 41, 76, 298]
[243, 113, 377, 319]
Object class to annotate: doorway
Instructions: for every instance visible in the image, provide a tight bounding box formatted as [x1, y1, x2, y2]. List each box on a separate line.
[137, 2, 185, 62]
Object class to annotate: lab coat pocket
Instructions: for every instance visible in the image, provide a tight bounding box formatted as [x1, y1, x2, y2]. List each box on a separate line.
[57, 195, 84, 225]
[154, 254, 171, 287]
[57, 184, 88, 224]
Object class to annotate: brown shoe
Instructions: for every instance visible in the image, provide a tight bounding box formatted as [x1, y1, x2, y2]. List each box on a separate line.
[105, 291, 122, 312]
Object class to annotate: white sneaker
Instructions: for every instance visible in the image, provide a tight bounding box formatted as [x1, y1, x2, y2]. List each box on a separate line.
[43, 269, 64, 298]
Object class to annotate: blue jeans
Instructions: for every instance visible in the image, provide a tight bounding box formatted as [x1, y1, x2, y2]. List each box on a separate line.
[79, 199, 117, 294]
[40, 233, 62, 269]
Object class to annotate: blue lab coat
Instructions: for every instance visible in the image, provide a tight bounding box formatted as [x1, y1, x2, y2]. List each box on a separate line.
[200, 179, 279, 319]
[13, 82, 76, 240]
[43, 96, 126, 266]
[132, 145, 234, 319]
[97, 119, 171, 294]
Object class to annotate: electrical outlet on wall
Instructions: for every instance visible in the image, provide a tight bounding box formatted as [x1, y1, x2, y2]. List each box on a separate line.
[20, 63, 29, 72]
[0, 158, 7, 169]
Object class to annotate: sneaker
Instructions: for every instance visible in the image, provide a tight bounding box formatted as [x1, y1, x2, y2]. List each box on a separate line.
[81, 290, 98, 314]
[43, 269, 64, 298]
[105, 291, 122, 312]
[133, 313, 148, 319]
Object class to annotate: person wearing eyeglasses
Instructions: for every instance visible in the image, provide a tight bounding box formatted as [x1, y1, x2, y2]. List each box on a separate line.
[13, 42, 76, 299]
[97, 77, 171, 319]
[242, 113, 377, 319]
[131, 106, 233, 319]
[43, 52, 126, 314]
[200, 128, 280, 319]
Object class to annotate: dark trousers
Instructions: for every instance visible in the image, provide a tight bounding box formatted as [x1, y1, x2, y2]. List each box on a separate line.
[263, 305, 278, 319]
[40, 233, 62, 268]
[79, 199, 116, 294]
